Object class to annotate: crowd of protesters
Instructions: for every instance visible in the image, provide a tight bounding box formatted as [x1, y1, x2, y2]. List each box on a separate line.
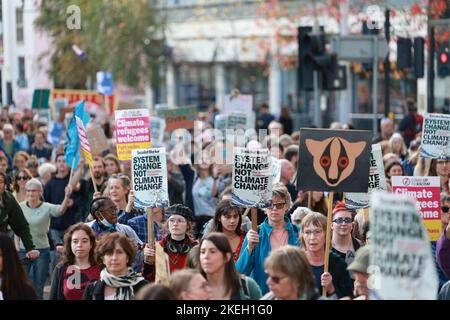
[0, 98, 449, 301]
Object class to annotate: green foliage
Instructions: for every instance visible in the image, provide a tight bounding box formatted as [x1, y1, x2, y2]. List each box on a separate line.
[35, 0, 166, 88]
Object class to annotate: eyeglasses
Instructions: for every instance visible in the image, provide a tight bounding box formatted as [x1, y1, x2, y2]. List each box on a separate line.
[442, 206, 450, 213]
[17, 176, 30, 181]
[303, 229, 323, 237]
[168, 218, 187, 224]
[293, 220, 302, 225]
[333, 217, 353, 224]
[266, 273, 288, 284]
[269, 202, 286, 210]
[26, 189, 40, 193]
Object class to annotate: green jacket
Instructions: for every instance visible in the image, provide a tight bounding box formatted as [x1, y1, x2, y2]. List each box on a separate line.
[0, 190, 35, 251]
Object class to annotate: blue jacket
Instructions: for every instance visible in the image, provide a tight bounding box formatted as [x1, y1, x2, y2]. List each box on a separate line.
[236, 216, 300, 294]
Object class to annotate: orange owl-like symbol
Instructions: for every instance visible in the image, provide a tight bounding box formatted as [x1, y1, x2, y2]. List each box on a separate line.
[305, 137, 366, 187]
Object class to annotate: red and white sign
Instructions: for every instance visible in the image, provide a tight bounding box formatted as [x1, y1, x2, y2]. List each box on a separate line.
[392, 176, 442, 241]
[115, 108, 151, 161]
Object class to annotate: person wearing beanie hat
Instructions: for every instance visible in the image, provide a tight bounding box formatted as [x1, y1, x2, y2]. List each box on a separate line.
[347, 246, 370, 300]
[331, 201, 363, 266]
[142, 204, 198, 282]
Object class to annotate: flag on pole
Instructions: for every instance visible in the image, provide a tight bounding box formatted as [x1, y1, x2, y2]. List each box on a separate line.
[64, 100, 91, 169]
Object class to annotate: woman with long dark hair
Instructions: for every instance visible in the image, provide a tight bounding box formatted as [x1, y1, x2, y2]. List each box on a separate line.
[208, 200, 245, 261]
[49, 223, 101, 300]
[198, 232, 262, 300]
[0, 233, 37, 300]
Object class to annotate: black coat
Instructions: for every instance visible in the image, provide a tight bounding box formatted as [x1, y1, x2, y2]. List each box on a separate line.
[82, 279, 148, 300]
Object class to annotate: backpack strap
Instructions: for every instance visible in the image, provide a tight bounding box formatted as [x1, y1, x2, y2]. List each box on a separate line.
[240, 275, 250, 297]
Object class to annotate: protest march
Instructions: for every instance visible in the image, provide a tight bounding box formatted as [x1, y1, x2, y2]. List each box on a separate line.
[2, 2, 450, 314]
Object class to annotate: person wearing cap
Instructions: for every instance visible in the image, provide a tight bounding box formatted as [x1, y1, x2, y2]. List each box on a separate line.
[142, 204, 198, 282]
[331, 201, 363, 266]
[347, 246, 370, 300]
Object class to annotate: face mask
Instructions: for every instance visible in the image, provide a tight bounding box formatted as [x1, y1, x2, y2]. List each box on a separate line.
[98, 213, 115, 229]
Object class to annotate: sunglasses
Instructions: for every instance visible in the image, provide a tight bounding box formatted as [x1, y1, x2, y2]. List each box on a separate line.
[333, 217, 353, 224]
[267, 274, 288, 284]
[443, 206, 450, 213]
[17, 176, 30, 181]
[269, 202, 286, 210]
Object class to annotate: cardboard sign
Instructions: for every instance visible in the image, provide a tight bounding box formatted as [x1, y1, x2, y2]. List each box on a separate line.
[52, 98, 68, 122]
[32, 89, 50, 109]
[391, 176, 441, 241]
[232, 148, 272, 208]
[132, 148, 169, 208]
[155, 242, 170, 286]
[223, 94, 253, 115]
[87, 127, 109, 156]
[75, 114, 93, 166]
[150, 117, 166, 147]
[345, 144, 387, 209]
[51, 89, 117, 115]
[271, 156, 281, 184]
[297, 128, 372, 192]
[370, 191, 438, 300]
[420, 113, 450, 159]
[156, 106, 197, 132]
[115, 109, 151, 161]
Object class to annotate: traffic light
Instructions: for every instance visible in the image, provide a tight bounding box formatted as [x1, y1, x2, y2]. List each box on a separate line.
[413, 37, 424, 78]
[437, 49, 450, 78]
[396, 37, 412, 69]
[298, 27, 341, 91]
[298, 26, 314, 91]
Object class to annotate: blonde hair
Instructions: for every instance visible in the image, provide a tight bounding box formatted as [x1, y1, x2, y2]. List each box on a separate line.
[271, 182, 292, 209]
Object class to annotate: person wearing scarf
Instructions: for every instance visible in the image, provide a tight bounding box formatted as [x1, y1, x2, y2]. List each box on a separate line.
[142, 204, 198, 281]
[83, 233, 148, 300]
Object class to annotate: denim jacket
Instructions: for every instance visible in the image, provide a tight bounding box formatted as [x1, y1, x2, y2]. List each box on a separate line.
[236, 216, 300, 294]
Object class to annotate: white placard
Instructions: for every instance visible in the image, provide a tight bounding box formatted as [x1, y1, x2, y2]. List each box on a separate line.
[132, 148, 169, 208]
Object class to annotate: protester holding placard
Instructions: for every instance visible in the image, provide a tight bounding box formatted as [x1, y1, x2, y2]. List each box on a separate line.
[129, 208, 165, 243]
[301, 212, 353, 299]
[236, 183, 299, 294]
[199, 232, 262, 300]
[83, 233, 148, 300]
[330, 202, 363, 266]
[142, 204, 198, 282]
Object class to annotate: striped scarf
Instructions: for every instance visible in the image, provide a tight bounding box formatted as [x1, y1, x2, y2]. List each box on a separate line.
[100, 268, 144, 300]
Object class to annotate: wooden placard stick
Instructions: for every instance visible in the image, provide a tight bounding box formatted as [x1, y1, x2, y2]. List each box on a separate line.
[322, 191, 334, 297]
[251, 207, 258, 232]
[145, 207, 155, 264]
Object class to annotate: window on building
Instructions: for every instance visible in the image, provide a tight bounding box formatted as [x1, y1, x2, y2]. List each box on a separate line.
[225, 64, 268, 106]
[16, 7, 24, 43]
[17, 57, 27, 88]
[177, 64, 215, 110]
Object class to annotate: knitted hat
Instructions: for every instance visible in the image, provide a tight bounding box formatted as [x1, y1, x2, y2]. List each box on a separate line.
[332, 201, 356, 216]
[165, 204, 194, 221]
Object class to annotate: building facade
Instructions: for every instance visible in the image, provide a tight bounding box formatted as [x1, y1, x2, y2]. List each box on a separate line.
[0, 0, 53, 109]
